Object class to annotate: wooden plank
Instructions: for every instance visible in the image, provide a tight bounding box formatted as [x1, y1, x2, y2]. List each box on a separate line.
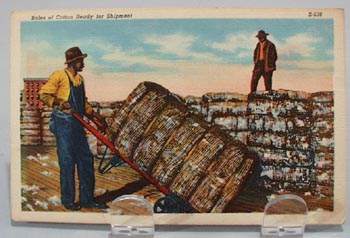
[20, 145, 161, 213]
[20, 145, 333, 213]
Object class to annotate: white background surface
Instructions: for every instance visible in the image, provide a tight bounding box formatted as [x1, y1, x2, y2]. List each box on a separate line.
[1, 0, 349, 237]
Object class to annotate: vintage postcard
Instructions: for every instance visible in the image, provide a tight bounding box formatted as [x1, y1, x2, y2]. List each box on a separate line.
[10, 8, 346, 225]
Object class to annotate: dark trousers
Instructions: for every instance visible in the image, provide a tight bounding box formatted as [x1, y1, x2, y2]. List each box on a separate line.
[50, 110, 95, 206]
[250, 60, 273, 92]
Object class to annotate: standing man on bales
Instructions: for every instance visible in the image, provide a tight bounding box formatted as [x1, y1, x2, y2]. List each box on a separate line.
[250, 30, 278, 93]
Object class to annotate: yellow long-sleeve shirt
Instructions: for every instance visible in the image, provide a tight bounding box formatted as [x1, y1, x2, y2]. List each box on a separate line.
[39, 69, 93, 115]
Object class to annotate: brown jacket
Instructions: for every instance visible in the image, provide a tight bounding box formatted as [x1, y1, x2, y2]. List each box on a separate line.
[253, 40, 278, 73]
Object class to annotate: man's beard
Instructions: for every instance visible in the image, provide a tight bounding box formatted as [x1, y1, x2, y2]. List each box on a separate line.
[73, 63, 84, 72]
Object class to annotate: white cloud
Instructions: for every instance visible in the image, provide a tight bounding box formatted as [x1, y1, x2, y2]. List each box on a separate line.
[144, 32, 221, 63]
[211, 32, 256, 52]
[80, 40, 115, 53]
[99, 32, 223, 72]
[145, 33, 196, 56]
[102, 47, 148, 66]
[277, 33, 320, 58]
[21, 40, 63, 78]
[101, 46, 178, 74]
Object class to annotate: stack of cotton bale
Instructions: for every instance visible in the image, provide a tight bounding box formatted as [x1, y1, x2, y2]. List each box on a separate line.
[40, 106, 55, 146]
[184, 95, 205, 116]
[200, 92, 249, 144]
[93, 101, 124, 159]
[20, 107, 42, 145]
[107, 81, 257, 213]
[247, 90, 314, 194]
[310, 92, 334, 197]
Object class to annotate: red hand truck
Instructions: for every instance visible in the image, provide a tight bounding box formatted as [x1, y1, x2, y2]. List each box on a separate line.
[72, 112, 170, 195]
[73, 112, 196, 213]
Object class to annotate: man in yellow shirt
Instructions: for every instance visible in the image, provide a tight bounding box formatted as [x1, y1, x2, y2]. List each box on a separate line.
[250, 30, 278, 93]
[40, 47, 108, 211]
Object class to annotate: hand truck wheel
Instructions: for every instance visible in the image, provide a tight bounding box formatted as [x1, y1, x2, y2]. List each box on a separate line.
[153, 195, 181, 213]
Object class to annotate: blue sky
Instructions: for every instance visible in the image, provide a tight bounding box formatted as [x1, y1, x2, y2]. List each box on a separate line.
[21, 18, 334, 101]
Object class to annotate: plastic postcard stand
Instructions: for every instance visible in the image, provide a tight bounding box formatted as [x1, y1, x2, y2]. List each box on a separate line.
[261, 194, 308, 238]
[107, 195, 155, 238]
[106, 194, 308, 238]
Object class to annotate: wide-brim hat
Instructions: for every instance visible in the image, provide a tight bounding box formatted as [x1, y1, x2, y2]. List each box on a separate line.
[65, 47, 88, 64]
[256, 30, 269, 38]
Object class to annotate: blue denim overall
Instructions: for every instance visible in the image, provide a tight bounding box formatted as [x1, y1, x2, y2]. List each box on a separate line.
[49, 71, 95, 206]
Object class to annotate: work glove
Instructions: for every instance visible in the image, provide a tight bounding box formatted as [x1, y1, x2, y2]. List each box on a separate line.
[54, 98, 72, 113]
[91, 112, 108, 133]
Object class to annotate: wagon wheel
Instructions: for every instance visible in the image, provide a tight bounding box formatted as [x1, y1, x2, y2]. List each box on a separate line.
[153, 196, 180, 213]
